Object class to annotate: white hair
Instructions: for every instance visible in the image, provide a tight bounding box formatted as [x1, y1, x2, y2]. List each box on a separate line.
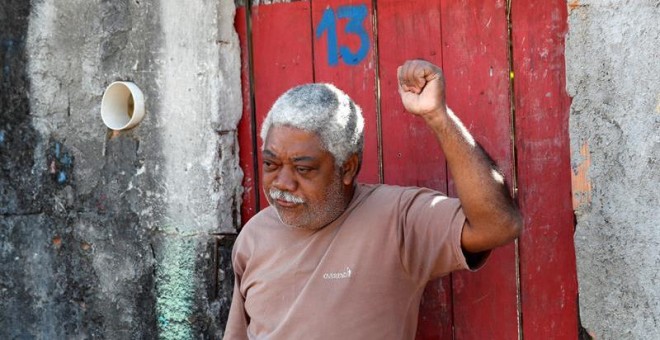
[260, 83, 365, 168]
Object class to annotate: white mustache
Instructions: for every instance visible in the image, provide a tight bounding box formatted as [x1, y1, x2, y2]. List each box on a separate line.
[269, 188, 305, 204]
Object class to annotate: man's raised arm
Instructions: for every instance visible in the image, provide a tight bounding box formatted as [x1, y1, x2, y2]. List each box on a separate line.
[397, 59, 522, 254]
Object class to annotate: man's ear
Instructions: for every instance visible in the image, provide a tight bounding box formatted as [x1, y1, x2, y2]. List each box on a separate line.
[341, 154, 360, 185]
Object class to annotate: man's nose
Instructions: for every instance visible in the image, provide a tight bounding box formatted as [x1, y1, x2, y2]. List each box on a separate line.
[272, 166, 297, 192]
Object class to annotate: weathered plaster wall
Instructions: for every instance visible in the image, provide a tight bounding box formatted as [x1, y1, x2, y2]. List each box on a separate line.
[1, 0, 242, 338]
[566, 1, 660, 338]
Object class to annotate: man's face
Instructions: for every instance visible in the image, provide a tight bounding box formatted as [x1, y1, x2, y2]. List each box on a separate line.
[262, 125, 348, 230]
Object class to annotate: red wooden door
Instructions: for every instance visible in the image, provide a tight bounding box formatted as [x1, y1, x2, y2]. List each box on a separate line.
[235, 1, 577, 338]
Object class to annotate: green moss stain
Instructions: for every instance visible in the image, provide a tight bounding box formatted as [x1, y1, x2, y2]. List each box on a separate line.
[155, 237, 196, 340]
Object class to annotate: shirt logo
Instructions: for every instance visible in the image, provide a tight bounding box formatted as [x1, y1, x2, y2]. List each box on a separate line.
[323, 267, 352, 280]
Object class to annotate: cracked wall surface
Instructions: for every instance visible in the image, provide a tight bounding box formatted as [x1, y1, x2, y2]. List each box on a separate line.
[1, 0, 242, 338]
[566, 1, 660, 338]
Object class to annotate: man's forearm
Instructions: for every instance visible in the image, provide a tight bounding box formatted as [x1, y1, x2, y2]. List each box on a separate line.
[424, 107, 522, 253]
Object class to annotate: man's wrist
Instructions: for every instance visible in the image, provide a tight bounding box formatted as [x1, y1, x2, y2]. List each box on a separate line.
[422, 106, 450, 127]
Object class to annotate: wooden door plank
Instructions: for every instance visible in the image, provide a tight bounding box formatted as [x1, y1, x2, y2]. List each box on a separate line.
[236, 6, 258, 225]
[511, 1, 579, 338]
[438, 1, 520, 339]
[376, 1, 453, 338]
[251, 1, 315, 209]
[377, 0, 447, 190]
[311, 0, 380, 184]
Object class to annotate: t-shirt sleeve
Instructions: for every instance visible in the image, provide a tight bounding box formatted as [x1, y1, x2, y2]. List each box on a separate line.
[224, 274, 249, 340]
[223, 240, 250, 340]
[397, 187, 488, 282]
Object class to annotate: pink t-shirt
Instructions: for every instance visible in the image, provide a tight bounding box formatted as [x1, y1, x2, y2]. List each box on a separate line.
[225, 183, 477, 339]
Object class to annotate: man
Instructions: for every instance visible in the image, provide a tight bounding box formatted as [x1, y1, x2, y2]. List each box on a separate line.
[224, 60, 522, 339]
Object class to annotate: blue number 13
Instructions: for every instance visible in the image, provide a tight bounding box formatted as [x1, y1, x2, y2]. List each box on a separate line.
[316, 4, 370, 66]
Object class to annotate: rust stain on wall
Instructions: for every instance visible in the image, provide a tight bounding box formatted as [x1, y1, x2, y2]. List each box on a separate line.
[571, 141, 592, 210]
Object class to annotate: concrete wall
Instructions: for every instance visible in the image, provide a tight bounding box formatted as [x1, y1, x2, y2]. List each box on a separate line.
[1, 0, 242, 338]
[566, 0, 660, 338]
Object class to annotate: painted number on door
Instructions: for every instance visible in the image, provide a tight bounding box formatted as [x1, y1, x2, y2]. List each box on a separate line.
[316, 4, 370, 66]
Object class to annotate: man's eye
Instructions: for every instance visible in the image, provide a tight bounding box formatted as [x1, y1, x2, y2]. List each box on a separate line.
[263, 161, 277, 170]
[296, 167, 311, 174]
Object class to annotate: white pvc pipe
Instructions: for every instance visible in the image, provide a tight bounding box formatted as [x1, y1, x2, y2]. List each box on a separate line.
[101, 81, 145, 130]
